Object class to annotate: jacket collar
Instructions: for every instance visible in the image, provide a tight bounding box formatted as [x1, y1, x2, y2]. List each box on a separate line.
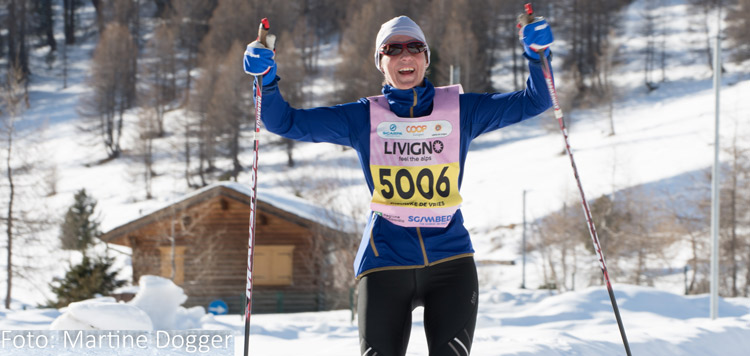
[382, 78, 435, 118]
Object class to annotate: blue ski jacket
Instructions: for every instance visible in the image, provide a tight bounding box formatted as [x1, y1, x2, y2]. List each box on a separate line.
[258, 56, 553, 279]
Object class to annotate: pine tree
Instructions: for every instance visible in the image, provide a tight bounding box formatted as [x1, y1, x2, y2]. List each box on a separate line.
[59, 189, 101, 253]
[46, 256, 126, 308]
[78, 23, 138, 159]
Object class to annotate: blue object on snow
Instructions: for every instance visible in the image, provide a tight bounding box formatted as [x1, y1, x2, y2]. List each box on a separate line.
[208, 299, 229, 315]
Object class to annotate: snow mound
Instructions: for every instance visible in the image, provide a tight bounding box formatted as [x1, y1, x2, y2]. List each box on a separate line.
[50, 297, 153, 330]
[502, 285, 749, 327]
[616, 285, 750, 319]
[50, 275, 206, 330]
[128, 275, 204, 329]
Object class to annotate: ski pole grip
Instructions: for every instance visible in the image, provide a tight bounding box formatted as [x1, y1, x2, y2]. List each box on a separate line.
[258, 18, 270, 48]
[518, 3, 535, 27]
[520, 2, 544, 57]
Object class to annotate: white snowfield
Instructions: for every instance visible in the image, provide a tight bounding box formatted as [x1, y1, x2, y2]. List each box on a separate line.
[2, 282, 749, 355]
[238, 285, 750, 356]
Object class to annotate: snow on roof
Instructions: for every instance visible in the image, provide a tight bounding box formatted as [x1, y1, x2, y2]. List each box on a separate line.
[105, 181, 359, 237]
[220, 181, 360, 233]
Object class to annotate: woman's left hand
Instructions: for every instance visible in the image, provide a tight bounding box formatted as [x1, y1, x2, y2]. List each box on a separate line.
[518, 18, 554, 60]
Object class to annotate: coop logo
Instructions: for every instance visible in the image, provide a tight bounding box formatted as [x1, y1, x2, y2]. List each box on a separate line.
[406, 125, 427, 133]
[377, 120, 453, 140]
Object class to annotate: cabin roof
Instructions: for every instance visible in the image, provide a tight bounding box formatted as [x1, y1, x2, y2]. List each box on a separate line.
[100, 182, 358, 245]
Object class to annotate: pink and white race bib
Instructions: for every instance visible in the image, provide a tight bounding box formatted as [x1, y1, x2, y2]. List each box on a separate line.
[368, 85, 463, 228]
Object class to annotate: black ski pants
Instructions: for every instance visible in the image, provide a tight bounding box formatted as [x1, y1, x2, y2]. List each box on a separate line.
[358, 256, 478, 356]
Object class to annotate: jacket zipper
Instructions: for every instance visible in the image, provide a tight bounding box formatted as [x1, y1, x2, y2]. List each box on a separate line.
[368, 214, 379, 257]
[416, 227, 429, 265]
[409, 88, 418, 118]
[370, 230, 379, 257]
[417, 227, 430, 266]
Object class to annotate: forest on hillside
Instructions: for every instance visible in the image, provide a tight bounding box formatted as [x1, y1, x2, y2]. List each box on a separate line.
[3, 0, 749, 163]
[3, 0, 749, 171]
[2, 0, 750, 306]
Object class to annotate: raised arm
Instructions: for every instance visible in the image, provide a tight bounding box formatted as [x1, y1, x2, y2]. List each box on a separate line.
[463, 15, 555, 139]
[243, 30, 367, 147]
[259, 81, 366, 147]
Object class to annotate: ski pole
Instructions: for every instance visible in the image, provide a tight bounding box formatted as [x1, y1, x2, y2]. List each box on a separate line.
[244, 17, 270, 356]
[521, 4, 633, 355]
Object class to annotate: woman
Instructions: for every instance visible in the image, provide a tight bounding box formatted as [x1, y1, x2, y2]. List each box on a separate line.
[244, 15, 554, 356]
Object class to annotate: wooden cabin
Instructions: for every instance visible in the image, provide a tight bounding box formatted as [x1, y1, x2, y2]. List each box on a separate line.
[100, 182, 355, 314]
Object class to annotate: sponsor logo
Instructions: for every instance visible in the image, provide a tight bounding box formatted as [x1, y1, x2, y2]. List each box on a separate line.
[376, 121, 453, 140]
[384, 140, 444, 156]
[407, 215, 454, 223]
[406, 125, 427, 133]
[433, 140, 444, 153]
[381, 123, 403, 137]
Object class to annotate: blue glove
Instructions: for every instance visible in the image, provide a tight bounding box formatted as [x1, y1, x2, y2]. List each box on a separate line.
[519, 18, 553, 60]
[243, 34, 277, 86]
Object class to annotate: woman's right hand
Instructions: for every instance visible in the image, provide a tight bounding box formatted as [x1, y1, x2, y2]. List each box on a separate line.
[243, 34, 277, 86]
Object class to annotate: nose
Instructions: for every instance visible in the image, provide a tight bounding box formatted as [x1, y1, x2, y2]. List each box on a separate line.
[397, 50, 414, 61]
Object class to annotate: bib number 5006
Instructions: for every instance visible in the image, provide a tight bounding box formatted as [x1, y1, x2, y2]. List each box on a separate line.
[379, 166, 450, 200]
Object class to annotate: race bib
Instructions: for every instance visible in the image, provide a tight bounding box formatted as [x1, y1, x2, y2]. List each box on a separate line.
[368, 85, 463, 228]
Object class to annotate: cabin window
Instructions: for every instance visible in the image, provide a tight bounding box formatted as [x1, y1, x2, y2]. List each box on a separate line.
[254, 245, 295, 286]
[158, 246, 186, 285]
[181, 215, 193, 229]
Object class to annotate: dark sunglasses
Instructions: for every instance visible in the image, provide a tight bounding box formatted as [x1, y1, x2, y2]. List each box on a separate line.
[379, 41, 427, 56]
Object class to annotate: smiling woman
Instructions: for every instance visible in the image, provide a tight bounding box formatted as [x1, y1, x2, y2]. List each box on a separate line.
[375, 17, 430, 90]
[243, 13, 555, 356]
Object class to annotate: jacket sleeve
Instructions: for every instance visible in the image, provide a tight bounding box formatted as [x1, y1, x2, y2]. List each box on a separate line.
[256, 78, 367, 148]
[461, 55, 554, 140]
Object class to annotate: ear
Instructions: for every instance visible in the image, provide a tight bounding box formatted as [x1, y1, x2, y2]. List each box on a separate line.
[425, 53, 430, 68]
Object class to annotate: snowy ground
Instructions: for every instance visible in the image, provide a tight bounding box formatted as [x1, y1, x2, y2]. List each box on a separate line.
[2, 283, 749, 355]
[234, 284, 750, 355]
[2, 0, 750, 355]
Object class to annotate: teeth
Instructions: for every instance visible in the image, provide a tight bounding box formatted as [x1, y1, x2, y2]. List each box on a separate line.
[398, 68, 415, 73]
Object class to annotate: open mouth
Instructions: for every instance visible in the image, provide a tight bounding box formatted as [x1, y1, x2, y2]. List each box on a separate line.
[398, 67, 416, 74]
